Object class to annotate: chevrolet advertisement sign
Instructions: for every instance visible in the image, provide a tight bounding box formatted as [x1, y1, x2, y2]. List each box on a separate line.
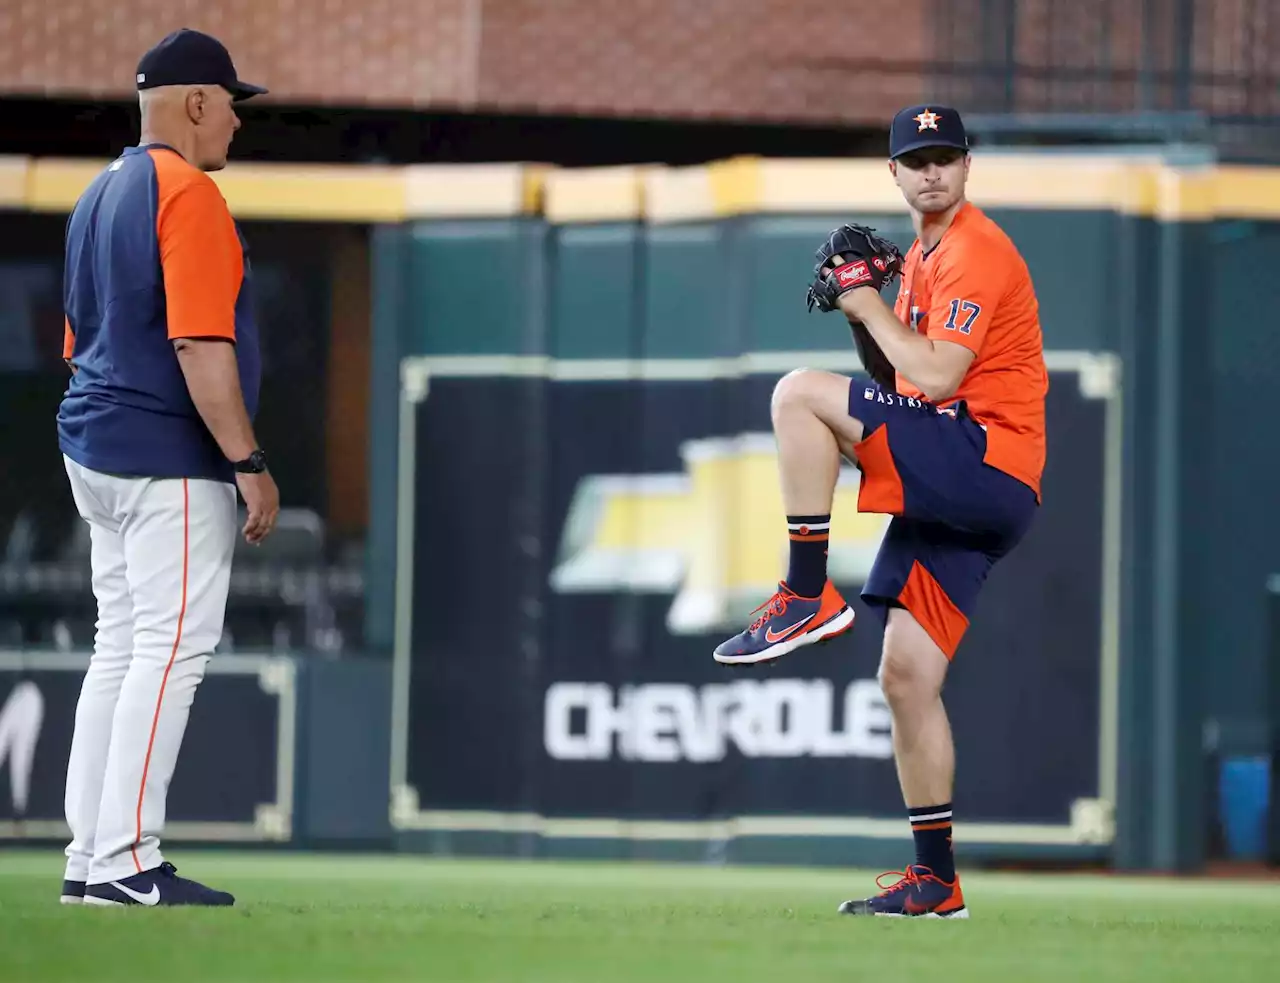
[549, 433, 890, 633]
[400, 371, 1108, 840]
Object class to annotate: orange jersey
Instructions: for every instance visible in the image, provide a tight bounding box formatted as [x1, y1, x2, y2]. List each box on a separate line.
[892, 202, 1048, 497]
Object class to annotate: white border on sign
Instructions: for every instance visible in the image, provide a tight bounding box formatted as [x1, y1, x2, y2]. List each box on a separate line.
[388, 350, 1122, 848]
[0, 651, 296, 843]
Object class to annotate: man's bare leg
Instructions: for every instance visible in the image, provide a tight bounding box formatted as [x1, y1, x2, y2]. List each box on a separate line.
[770, 368, 866, 595]
[880, 607, 957, 882]
[713, 369, 864, 664]
[837, 607, 967, 916]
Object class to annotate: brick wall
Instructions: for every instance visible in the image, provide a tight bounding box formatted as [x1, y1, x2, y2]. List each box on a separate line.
[472, 0, 929, 123]
[0, 0, 480, 107]
[3, 0, 1276, 124]
[0, 0, 929, 125]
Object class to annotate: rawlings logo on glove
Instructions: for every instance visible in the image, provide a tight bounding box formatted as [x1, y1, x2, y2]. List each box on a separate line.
[832, 260, 873, 290]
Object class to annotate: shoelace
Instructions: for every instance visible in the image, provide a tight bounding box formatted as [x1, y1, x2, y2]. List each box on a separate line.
[747, 586, 797, 632]
[874, 867, 926, 897]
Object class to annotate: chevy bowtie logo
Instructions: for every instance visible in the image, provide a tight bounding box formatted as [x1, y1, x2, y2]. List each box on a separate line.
[549, 434, 891, 634]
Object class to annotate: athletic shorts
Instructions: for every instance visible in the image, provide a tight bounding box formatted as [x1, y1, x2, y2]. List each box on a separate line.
[847, 382, 1038, 659]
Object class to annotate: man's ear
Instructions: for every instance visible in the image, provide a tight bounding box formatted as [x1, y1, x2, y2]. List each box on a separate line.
[185, 87, 206, 123]
[888, 159, 900, 184]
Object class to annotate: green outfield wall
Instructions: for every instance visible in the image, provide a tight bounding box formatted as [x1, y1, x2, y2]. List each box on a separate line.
[364, 152, 1280, 871]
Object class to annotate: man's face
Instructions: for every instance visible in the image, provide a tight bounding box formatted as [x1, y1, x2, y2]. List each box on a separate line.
[190, 86, 241, 172]
[890, 147, 969, 214]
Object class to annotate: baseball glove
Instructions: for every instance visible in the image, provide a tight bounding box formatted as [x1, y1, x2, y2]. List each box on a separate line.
[847, 319, 898, 390]
[804, 224, 904, 389]
[805, 223, 904, 313]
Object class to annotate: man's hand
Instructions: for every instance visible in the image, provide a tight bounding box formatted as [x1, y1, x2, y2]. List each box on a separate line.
[835, 282, 883, 323]
[235, 471, 279, 545]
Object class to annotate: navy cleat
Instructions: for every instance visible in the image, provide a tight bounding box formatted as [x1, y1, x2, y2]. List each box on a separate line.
[60, 879, 86, 905]
[837, 864, 968, 918]
[713, 580, 854, 665]
[83, 861, 235, 907]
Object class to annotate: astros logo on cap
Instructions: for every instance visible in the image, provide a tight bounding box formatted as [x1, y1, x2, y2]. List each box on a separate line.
[913, 109, 941, 132]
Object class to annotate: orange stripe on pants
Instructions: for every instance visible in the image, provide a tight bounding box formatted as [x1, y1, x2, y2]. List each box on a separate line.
[131, 478, 189, 872]
[897, 560, 970, 660]
[853, 425, 905, 514]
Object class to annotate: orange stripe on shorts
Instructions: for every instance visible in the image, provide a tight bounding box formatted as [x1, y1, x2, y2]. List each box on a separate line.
[897, 560, 970, 660]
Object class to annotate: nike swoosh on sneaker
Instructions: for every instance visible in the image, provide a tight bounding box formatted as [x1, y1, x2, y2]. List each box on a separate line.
[764, 614, 814, 644]
[112, 881, 161, 905]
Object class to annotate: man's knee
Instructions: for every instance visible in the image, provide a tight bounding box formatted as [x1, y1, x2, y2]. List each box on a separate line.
[877, 608, 948, 707]
[771, 368, 825, 420]
[771, 369, 864, 445]
[90, 621, 134, 669]
[878, 650, 929, 708]
[131, 613, 223, 664]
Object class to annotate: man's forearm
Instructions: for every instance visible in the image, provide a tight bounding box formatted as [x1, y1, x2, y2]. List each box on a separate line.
[173, 338, 258, 462]
[841, 292, 960, 400]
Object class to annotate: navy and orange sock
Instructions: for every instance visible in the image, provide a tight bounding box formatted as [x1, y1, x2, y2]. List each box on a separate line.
[910, 803, 955, 882]
[785, 514, 830, 597]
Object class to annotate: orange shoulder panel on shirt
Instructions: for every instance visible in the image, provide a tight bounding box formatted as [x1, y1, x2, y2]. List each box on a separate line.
[150, 149, 243, 341]
[63, 315, 75, 360]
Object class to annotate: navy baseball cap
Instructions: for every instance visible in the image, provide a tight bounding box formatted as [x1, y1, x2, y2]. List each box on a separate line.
[889, 105, 969, 159]
[136, 29, 267, 102]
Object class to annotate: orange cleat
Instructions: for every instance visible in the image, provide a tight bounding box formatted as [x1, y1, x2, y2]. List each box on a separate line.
[713, 580, 854, 666]
[837, 864, 968, 918]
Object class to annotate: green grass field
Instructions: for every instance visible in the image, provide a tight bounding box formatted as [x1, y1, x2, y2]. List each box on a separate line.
[1, 850, 1277, 982]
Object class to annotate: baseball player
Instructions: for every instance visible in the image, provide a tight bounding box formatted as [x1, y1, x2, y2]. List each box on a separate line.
[57, 29, 276, 907]
[714, 105, 1047, 918]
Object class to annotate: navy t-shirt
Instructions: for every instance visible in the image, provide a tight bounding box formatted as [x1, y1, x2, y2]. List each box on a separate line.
[58, 144, 260, 483]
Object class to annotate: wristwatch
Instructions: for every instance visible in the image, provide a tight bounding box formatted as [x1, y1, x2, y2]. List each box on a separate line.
[232, 449, 268, 474]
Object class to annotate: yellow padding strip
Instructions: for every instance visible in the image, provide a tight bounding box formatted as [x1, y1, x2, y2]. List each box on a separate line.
[1212, 166, 1280, 220]
[403, 163, 536, 220]
[543, 165, 645, 224]
[0, 156, 28, 207]
[644, 164, 716, 224]
[214, 163, 408, 221]
[700, 155, 1165, 218]
[12, 153, 1280, 223]
[26, 159, 104, 213]
[21, 156, 540, 222]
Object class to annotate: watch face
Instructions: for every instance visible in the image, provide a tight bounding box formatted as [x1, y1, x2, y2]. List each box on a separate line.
[236, 451, 266, 473]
